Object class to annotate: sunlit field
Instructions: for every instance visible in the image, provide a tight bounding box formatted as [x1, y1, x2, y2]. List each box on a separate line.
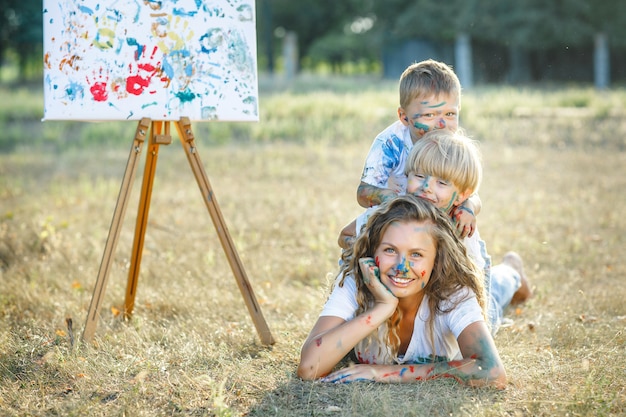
[1, 76, 625, 416]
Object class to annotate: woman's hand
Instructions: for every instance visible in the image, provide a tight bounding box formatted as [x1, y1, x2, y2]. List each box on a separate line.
[321, 364, 393, 383]
[359, 257, 398, 310]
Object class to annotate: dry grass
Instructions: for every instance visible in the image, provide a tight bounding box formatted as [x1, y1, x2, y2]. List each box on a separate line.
[1, 82, 626, 416]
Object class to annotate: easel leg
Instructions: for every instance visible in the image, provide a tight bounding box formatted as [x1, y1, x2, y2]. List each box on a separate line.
[175, 117, 275, 345]
[82, 118, 150, 343]
[124, 121, 171, 318]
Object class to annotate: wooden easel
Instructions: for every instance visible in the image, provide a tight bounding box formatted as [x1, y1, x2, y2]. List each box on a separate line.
[82, 117, 275, 345]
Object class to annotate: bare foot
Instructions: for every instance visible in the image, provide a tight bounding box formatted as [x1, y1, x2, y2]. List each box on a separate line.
[502, 251, 532, 304]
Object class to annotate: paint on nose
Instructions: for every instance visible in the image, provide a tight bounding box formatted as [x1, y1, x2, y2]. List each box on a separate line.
[437, 118, 445, 129]
[396, 256, 410, 275]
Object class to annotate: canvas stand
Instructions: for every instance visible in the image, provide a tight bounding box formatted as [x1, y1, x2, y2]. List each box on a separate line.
[82, 118, 275, 346]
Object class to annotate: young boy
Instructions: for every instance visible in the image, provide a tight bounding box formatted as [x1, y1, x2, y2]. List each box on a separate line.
[342, 59, 479, 249]
[342, 129, 532, 334]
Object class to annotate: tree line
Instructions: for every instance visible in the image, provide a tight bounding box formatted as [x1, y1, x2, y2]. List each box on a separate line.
[259, 0, 626, 85]
[2, 0, 626, 85]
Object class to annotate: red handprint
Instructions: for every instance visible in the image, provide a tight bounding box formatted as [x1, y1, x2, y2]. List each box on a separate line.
[125, 46, 162, 96]
[86, 68, 109, 102]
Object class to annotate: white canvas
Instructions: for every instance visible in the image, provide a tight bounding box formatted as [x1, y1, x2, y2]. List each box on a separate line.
[43, 0, 259, 122]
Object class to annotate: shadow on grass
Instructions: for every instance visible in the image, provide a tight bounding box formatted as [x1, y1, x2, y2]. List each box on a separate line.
[246, 374, 507, 417]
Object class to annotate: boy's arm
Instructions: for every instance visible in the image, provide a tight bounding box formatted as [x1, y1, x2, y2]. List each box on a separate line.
[338, 219, 357, 249]
[357, 181, 398, 208]
[465, 194, 481, 216]
[453, 194, 482, 238]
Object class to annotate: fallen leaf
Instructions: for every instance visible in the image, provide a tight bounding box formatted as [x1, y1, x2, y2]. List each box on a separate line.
[577, 314, 598, 323]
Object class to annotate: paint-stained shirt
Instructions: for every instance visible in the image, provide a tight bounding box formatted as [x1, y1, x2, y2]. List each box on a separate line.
[320, 275, 484, 364]
[360, 120, 414, 195]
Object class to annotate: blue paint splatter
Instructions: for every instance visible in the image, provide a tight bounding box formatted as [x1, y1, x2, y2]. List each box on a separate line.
[78, 5, 94, 15]
[64, 81, 84, 101]
[126, 38, 145, 60]
[176, 88, 196, 103]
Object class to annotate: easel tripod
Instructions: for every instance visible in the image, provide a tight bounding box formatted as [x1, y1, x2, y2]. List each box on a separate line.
[82, 117, 275, 345]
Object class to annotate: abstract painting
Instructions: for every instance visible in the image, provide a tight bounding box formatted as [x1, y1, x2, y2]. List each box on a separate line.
[43, 0, 259, 122]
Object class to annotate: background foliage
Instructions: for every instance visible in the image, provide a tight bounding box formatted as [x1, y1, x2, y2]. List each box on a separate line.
[3, 0, 626, 83]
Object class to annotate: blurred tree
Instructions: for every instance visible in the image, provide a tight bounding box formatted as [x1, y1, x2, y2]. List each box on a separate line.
[0, 0, 19, 81]
[257, 0, 275, 73]
[1, 0, 42, 81]
[1, 0, 625, 83]
[261, 0, 376, 73]
[368, 0, 626, 85]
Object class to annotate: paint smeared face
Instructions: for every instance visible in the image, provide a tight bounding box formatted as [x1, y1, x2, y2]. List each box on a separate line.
[406, 172, 468, 214]
[373, 220, 436, 299]
[398, 93, 460, 143]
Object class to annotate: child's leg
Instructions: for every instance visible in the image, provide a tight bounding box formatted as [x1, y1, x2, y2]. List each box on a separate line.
[502, 252, 532, 304]
[488, 252, 532, 334]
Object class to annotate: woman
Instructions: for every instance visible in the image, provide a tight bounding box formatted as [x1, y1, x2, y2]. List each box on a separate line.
[298, 195, 506, 388]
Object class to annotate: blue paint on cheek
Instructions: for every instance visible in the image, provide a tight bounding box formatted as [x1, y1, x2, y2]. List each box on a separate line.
[413, 121, 430, 132]
[443, 191, 458, 212]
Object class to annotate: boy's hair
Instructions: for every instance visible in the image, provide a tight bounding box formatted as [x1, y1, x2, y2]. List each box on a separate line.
[338, 195, 486, 359]
[399, 60, 461, 110]
[405, 129, 482, 195]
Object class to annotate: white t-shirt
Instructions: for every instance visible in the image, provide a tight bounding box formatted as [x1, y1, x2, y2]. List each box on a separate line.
[320, 275, 484, 364]
[360, 120, 414, 195]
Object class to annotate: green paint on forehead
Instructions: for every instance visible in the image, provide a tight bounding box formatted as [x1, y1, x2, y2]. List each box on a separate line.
[419, 100, 446, 108]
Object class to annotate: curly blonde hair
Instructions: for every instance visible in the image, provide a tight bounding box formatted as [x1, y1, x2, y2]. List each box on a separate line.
[338, 195, 487, 359]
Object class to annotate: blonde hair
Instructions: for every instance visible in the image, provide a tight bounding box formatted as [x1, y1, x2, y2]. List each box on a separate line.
[399, 59, 461, 110]
[338, 195, 487, 360]
[405, 129, 482, 195]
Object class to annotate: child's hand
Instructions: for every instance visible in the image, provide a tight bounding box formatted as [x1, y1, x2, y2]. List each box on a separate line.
[358, 258, 398, 308]
[452, 204, 476, 238]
